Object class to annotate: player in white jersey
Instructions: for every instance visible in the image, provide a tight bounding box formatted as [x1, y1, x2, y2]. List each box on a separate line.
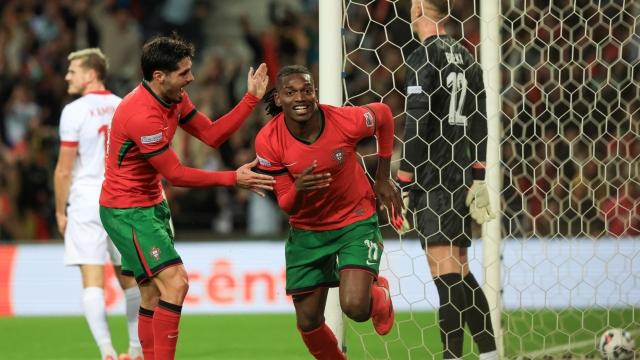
[54, 48, 142, 360]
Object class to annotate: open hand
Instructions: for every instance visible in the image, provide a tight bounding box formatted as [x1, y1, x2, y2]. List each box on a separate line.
[295, 161, 331, 192]
[373, 178, 404, 226]
[247, 63, 269, 99]
[236, 158, 275, 197]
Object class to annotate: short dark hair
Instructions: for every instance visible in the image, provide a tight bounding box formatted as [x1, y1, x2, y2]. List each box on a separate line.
[141, 32, 195, 81]
[264, 65, 315, 116]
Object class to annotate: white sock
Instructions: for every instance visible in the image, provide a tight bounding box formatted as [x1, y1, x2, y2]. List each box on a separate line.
[99, 343, 118, 360]
[123, 286, 142, 348]
[128, 345, 144, 359]
[479, 350, 498, 360]
[82, 287, 113, 348]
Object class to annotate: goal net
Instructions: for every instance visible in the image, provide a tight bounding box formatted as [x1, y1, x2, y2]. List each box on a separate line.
[333, 0, 640, 358]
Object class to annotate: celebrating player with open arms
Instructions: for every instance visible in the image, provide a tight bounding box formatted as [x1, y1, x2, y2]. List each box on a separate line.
[99, 33, 274, 360]
[255, 65, 404, 359]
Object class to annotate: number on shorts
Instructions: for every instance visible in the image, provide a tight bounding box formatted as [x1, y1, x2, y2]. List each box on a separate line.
[364, 239, 379, 262]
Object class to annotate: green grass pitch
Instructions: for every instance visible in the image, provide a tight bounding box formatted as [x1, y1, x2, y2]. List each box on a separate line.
[1, 309, 637, 359]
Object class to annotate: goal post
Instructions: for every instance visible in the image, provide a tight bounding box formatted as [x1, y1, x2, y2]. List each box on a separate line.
[479, 0, 504, 357]
[319, 0, 347, 353]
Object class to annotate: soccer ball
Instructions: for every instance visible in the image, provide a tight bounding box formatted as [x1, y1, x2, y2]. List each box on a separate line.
[598, 328, 636, 360]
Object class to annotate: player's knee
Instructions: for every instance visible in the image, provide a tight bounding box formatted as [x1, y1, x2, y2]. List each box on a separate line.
[341, 298, 370, 322]
[296, 314, 324, 332]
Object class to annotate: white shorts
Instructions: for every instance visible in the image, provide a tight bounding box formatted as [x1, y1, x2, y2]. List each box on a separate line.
[64, 205, 122, 266]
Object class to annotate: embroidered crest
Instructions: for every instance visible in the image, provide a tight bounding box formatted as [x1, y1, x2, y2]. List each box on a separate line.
[364, 112, 373, 128]
[149, 246, 161, 261]
[331, 148, 346, 164]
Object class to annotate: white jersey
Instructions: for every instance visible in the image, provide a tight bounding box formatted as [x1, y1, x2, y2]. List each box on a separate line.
[59, 90, 121, 209]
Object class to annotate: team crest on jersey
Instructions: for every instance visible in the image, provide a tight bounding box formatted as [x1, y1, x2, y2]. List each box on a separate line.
[331, 148, 345, 164]
[149, 246, 161, 261]
[177, 108, 182, 122]
[364, 112, 373, 128]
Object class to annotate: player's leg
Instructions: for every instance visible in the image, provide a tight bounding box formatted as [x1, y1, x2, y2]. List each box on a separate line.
[459, 248, 498, 359]
[138, 280, 160, 360]
[293, 288, 346, 360]
[100, 200, 184, 360]
[286, 226, 345, 359]
[80, 265, 119, 360]
[109, 239, 143, 360]
[418, 189, 469, 360]
[149, 265, 188, 360]
[426, 244, 466, 359]
[66, 207, 118, 360]
[336, 213, 394, 335]
[113, 269, 143, 359]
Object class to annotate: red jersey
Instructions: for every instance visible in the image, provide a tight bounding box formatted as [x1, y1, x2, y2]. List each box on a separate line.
[255, 104, 381, 230]
[100, 81, 198, 208]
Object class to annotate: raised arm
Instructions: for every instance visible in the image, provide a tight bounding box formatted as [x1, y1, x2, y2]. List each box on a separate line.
[180, 64, 269, 148]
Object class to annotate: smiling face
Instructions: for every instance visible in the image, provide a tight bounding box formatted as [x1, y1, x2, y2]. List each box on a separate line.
[158, 57, 194, 103]
[274, 73, 318, 123]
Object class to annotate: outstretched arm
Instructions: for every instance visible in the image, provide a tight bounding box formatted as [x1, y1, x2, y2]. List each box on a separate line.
[147, 147, 237, 188]
[180, 64, 269, 148]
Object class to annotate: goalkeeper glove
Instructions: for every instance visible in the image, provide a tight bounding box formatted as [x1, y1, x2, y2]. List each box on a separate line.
[466, 167, 496, 225]
[391, 176, 412, 234]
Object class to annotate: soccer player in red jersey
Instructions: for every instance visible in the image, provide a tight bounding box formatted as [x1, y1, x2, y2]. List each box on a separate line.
[99, 33, 275, 360]
[255, 65, 404, 359]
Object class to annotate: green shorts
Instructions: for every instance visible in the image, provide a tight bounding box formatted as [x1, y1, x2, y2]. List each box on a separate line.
[285, 213, 384, 295]
[99, 200, 181, 284]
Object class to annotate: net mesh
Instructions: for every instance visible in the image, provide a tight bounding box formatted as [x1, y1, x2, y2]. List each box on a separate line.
[341, 0, 640, 358]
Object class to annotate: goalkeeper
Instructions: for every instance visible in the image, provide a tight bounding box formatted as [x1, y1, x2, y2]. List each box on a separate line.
[393, 1, 497, 359]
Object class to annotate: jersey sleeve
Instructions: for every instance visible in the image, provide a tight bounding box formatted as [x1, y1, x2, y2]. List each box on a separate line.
[126, 113, 170, 158]
[254, 130, 287, 176]
[333, 106, 377, 144]
[59, 103, 85, 146]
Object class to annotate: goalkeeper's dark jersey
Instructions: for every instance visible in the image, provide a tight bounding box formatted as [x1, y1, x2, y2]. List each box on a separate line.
[400, 35, 487, 193]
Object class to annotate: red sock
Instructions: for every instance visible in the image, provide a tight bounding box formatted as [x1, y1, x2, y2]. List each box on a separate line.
[153, 300, 182, 360]
[298, 322, 347, 360]
[369, 284, 385, 318]
[138, 307, 155, 360]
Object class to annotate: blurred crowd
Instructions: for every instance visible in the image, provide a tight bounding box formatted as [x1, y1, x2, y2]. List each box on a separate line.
[0, 0, 638, 242]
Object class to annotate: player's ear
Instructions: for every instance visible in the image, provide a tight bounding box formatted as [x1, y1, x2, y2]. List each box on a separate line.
[153, 70, 165, 83]
[274, 91, 282, 107]
[315, 88, 319, 102]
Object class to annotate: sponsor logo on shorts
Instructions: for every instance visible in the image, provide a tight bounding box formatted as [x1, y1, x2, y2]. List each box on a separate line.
[407, 85, 422, 94]
[364, 112, 373, 128]
[257, 154, 271, 167]
[141, 132, 163, 144]
[149, 246, 161, 261]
